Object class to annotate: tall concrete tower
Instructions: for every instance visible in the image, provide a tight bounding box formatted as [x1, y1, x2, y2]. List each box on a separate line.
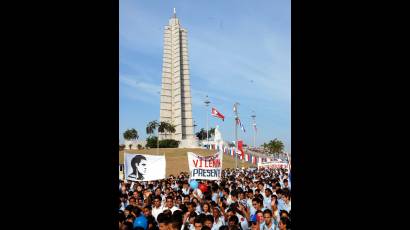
[159, 9, 196, 147]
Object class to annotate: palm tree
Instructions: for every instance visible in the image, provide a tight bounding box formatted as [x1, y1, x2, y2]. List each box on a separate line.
[196, 128, 207, 140]
[262, 142, 268, 151]
[268, 138, 285, 158]
[209, 128, 215, 138]
[164, 122, 176, 138]
[123, 128, 139, 150]
[146, 120, 160, 151]
[146, 120, 159, 136]
[157, 121, 176, 139]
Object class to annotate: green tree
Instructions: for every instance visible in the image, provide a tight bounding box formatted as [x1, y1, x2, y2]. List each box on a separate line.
[145, 136, 158, 148]
[159, 121, 176, 139]
[209, 128, 215, 138]
[146, 120, 159, 136]
[123, 128, 138, 149]
[266, 138, 285, 158]
[196, 128, 207, 140]
[196, 127, 215, 141]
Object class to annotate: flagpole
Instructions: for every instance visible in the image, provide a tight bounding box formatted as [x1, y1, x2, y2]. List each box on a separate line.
[234, 102, 239, 169]
[205, 96, 210, 146]
[251, 111, 256, 148]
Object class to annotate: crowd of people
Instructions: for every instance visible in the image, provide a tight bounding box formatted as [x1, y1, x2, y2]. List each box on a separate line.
[119, 167, 291, 230]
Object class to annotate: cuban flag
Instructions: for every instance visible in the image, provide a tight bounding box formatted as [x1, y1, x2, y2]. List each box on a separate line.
[211, 107, 225, 121]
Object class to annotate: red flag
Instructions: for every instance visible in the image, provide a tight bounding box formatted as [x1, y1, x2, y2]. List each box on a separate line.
[211, 107, 225, 121]
[237, 140, 245, 158]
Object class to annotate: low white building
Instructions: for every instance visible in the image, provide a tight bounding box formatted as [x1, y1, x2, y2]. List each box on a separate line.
[123, 140, 147, 150]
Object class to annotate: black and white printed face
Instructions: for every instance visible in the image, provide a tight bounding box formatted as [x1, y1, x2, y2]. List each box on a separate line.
[136, 159, 148, 174]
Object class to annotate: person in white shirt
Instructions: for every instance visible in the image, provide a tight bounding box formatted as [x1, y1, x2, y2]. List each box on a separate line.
[229, 190, 239, 206]
[211, 207, 225, 230]
[119, 194, 129, 211]
[222, 188, 230, 201]
[182, 182, 190, 196]
[163, 196, 180, 214]
[263, 188, 273, 211]
[250, 197, 266, 221]
[281, 179, 291, 191]
[259, 209, 277, 230]
[226, 207, 249, 230]
[151, 196, 164, 221]
[175, 196, 183, 209]
[192, 197, 202, 214]
[201, 202, 212, 215]
[278, 193, 291, 213]
[246, 190, 256, 216]
[211, 187, 219, 203]
[270, 195, 280, 224]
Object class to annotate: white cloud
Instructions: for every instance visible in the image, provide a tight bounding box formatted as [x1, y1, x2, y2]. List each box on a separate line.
[119, 74, 161, 104]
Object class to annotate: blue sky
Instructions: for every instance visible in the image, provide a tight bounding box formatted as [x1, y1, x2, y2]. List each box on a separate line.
[119, 0, 291, 152]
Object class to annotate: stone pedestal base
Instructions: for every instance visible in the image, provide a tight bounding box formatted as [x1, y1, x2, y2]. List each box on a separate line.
[179, 137, 200, 148]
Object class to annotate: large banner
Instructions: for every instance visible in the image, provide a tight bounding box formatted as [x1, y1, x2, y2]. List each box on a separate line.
[187, 152, 223, 180]
[124, 153, 166, 181]
[257, 161, 289, 170]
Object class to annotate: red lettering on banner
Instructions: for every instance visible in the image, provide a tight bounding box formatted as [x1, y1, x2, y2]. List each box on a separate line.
[193, 160, 198, 167]
[209, 160, 213, 167]
[200, 159, 202, 167]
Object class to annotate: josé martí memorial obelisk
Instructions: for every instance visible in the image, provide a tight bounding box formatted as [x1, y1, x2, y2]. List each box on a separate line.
[159, 9, 198, 148]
